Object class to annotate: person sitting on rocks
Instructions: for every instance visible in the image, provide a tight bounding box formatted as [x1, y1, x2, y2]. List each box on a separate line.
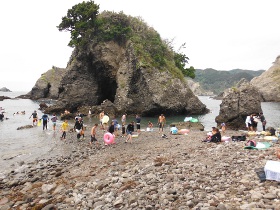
[202, 127, 221, 143]
[210, 127, 221, 143]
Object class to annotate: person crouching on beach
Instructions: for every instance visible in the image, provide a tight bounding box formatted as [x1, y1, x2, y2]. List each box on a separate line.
[125, 121, 134, 143]
[60, 120, 69, 140]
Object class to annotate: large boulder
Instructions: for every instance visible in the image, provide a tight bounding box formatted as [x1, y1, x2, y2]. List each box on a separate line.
[215, 79, 262, 130]
[251, 56, 280, 102]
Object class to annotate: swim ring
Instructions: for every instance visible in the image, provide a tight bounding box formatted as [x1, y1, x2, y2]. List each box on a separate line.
[189, 118, 198, 123]
[178, 129, 190, 135]
[264, 136, 278, 141]
[221, 136, 231, 142]
[247, 131, 257, 136]
[102, 115, 109, 124]
[184, 117, 192, 122]
[104, 132, 115, 144]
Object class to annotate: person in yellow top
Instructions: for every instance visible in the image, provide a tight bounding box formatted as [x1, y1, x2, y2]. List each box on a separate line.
[60, 120, 69, 140]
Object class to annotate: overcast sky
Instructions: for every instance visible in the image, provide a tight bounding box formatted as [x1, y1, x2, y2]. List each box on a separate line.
[1, 0, 279, 91]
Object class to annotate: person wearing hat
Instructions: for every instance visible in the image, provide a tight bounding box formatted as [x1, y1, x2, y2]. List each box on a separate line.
[29, 110, 38, 126]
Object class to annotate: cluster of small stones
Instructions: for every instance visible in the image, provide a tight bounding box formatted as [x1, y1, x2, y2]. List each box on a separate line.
[1, 129, 280, 210]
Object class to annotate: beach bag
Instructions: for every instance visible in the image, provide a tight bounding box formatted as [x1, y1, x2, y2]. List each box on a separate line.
[246, 140, 256, 147]
[232, 135, 246, 141]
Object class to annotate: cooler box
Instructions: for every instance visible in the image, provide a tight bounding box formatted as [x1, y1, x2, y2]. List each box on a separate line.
[264, 160, 280, 182]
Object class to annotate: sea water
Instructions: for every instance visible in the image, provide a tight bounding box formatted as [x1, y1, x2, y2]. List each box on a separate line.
[0, 91, 280, 176]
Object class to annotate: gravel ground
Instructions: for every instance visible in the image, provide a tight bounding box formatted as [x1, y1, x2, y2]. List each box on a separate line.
[1, 127, 280, 210]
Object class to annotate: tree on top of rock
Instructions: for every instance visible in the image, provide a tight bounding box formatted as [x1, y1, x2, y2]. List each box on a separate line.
[57, 0, 99, 47]
[57, 1, 195, 79]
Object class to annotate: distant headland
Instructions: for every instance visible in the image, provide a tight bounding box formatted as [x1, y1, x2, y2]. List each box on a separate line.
[0, 87, 11, 92]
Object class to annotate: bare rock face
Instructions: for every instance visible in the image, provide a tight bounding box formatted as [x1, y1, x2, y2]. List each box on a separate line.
[187, 79, 214, 96]
[28, 67, 66, 99]
[251, 56, 280, 101]
[215, 79, 262, 130]
[29, 41, 208, 116]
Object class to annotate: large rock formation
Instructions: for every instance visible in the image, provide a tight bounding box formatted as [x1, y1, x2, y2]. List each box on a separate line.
[26, 12, 208, 117]
[28, 41, 207, 116]
[251, 56, 280, 101]
[215, 79, 262, 130]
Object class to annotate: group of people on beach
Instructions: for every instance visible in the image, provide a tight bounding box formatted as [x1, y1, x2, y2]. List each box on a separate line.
[95, 111, 167, 145]
[30, 110, 168, 147]
[29, 110, 58, 131]
[245, 112, 266, 131]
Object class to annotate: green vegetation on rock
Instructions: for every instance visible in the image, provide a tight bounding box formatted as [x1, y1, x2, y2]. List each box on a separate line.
[57, 1, 193, 80]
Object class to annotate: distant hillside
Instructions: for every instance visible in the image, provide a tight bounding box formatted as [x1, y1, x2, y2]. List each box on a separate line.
[192, 68, 265, 95]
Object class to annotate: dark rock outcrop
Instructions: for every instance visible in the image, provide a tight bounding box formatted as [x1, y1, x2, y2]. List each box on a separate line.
[0, 96, 11, 101]
[251, 56, 280, 102]
[170, 121, 204, 131]
[215, 79, 262, 130]
[27, 41, 208, 116]
[17, 125, 34, 130]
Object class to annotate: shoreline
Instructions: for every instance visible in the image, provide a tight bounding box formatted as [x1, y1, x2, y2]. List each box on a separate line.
[1, 128, 280, 209]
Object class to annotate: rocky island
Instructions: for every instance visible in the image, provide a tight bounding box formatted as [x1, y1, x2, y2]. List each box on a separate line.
[0, 87, 11, 92]
[23, 8, 207, 117]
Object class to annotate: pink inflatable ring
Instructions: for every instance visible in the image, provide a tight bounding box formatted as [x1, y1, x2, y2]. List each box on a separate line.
[178, 129, 190, 135]
[104, 132, 115, 145]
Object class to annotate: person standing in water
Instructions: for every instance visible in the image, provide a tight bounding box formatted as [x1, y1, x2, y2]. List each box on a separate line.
[259, 112, 266, 131]
[51, 113, 58, 131]
[29, 110, 38, 126]
[41, 113, 49, 130]
[158, 114, 166, 134]
[135, 114, 141, 134]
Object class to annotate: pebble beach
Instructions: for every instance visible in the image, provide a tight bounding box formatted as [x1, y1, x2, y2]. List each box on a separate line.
[1, 127, 280, 210]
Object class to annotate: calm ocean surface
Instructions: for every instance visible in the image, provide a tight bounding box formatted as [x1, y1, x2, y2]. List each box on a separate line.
[0, 91, 279, 176]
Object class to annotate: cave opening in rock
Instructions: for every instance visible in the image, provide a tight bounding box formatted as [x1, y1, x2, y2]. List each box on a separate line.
[93, 62, 117, 104]
[97, 76, 117, 104]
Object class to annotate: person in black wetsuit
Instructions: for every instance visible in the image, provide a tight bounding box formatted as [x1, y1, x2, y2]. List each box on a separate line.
[41, 114, 49, 130]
